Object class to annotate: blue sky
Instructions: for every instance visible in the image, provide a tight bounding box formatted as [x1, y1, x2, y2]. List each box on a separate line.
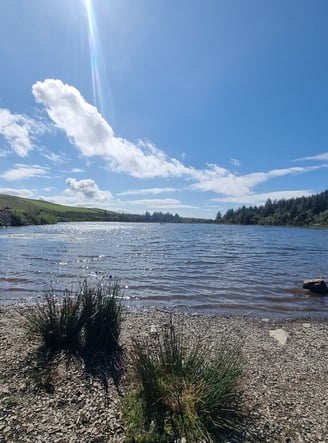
[1, 0, 328, 218]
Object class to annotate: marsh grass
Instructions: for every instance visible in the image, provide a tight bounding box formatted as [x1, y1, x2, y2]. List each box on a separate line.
[23, 279, 124, 392]
[81, 280, 123, 354]
[23, 288, 84, 350]
[24, 279, 123, 355]
[124, 317, 244, 443]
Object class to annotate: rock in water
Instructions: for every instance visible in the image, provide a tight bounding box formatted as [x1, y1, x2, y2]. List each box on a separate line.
[303, 279, 328, 295]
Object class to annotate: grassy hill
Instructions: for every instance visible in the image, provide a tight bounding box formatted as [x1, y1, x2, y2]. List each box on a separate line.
[0, 194, 212, 226]
[0, 194, 128, 226]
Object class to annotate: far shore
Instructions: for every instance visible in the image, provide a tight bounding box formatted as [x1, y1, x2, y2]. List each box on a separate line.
[0, 304, 327, 442]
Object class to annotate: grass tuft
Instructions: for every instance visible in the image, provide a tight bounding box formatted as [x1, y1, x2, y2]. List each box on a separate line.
[24, 279, 123, 356]
[24, 288, 84, 350]
[124, 316, 244, 443]
[81, 279, 123, 354]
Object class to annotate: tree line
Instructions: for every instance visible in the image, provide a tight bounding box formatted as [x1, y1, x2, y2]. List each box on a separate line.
[215, 189, 328, 227]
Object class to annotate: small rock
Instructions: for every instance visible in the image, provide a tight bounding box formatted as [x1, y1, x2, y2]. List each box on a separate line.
[269, 328, 289, 345]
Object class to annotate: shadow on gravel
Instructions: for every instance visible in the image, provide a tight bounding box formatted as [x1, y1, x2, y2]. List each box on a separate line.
[80, 346, 124, 394]
[22, 344, 124, 395]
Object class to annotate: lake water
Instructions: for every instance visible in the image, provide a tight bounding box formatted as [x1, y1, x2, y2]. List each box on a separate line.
[0, 222, 327, 318]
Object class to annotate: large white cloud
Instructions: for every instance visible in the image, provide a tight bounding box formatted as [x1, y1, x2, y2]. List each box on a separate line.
[30, 79, 328, 201]
[32, 79, 191, 178]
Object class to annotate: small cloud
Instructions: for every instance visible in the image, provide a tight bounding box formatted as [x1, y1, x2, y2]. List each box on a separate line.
[65, 177, 112, 201]
[42, 151, 66, 164]
[0, 149, 10, 157]
[0, 108, 48, 157]
[0, 164, 49, 181]
[231, 158, 241, 168]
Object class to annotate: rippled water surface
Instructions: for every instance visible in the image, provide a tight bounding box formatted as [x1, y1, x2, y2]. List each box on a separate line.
[1, 222, 327, 317]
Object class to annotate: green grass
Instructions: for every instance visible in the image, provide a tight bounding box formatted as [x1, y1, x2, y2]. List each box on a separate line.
[124, 317, 244, 443]
[0, 193, 120, 225]
[81, 279, 123, 354]
[23, 279, 123, 355]
[23, 288, 85, 350]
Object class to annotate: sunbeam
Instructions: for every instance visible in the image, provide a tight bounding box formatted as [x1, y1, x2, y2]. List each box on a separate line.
[83, 0, 108, 117]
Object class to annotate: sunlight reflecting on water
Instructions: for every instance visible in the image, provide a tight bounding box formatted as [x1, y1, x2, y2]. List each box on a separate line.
[1, 222, 327, 317]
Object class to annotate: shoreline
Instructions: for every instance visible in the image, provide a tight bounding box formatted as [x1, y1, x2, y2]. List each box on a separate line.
[2, 297, 328, 322]
[1, 306, 327, 442]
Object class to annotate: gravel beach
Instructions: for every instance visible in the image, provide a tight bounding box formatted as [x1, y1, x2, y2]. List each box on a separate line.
[0, 306, 327, 442]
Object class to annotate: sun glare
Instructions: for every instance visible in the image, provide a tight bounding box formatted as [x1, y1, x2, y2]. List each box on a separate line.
[83, 0, 108, 117]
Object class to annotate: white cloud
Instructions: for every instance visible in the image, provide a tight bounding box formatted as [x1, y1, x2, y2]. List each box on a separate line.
[211, 189, 314, 206]
[0, 164, 49, 181]
[0, 108, 47, 157]
[65, 177, 112, 201]
[42, 151, 66, 164]
[191, 164, 327, 197]
[29, 79, 328, 204]
[32, 79, 192, 178]
[295, 152, 328, 162]
[0, 187, 35, 198]
[0, 109, 33, 156]
[0, 149, 10, 157]
[231, 158, 241, 168]
[117, 187, 177, 196]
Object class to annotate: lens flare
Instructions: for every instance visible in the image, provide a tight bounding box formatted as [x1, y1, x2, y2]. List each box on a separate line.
[83, 0, 109, 117]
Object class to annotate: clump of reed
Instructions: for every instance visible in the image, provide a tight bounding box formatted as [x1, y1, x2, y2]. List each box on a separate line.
[81, 280, 123, 354]
[24, 279, 123, 355]
[124, 317, 244, 443]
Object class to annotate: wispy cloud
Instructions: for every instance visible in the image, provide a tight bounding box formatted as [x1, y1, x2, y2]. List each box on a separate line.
[117, 187, 177, 196]
[0, 164, 49, 181]
[0, 108, 48, 157]
[32, 79, 192, 179]
[0, 187, 35, 198]
[295, 152, 328, 162]
[65, 177, 112, 201]
[42, 151, 66, 164]
[211, 189, 314, 206]
[0, 149, 10, 157]
[191, 164, 327, 196]
[231, 158, 241, 168]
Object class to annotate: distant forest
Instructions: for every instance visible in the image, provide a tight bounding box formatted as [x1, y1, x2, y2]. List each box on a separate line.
[216, 189, 328, 227]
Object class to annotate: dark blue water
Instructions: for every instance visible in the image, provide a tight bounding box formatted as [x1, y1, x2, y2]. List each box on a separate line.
[0, 222, 327, 317]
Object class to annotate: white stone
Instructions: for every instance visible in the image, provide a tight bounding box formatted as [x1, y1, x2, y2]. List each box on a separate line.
[269, 328, 289, 345]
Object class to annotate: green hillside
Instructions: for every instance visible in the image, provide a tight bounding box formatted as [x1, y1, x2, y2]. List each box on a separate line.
[0, 194, 211, 226]
[0, 194, 123, 226]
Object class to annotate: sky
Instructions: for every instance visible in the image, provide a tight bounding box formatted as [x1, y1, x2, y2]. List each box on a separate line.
[1, 0, 328, 219]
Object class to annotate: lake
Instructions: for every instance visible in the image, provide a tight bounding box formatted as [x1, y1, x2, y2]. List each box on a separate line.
[0, 222, 327, 318]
